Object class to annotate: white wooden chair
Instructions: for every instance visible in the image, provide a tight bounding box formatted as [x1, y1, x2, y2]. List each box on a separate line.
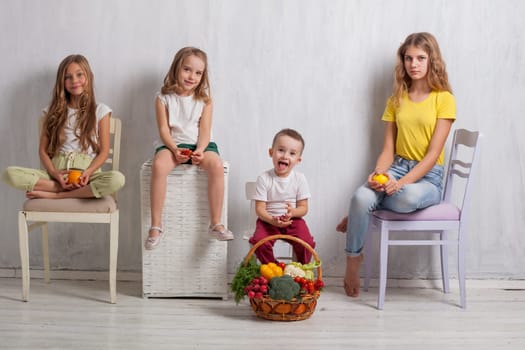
[18, 117, 122, 304]
[363, 129, 481, 309]
[245, 182, 294, 262]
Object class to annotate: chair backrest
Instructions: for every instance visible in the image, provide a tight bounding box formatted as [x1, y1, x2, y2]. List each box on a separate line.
[245, 182, 256, 200]
[245, 182, 257, 226]
[442, 129, 481, 216]
[108, 117, 121, 172]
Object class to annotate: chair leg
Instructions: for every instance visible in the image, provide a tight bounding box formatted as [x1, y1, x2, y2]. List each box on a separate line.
[363, 222, 374, 291]
[18, 212, 30, 302]
[377, 224, 389, 310]
[458, 229, 466, 309]
[109, 211, 119, 304]
[440, 231, 450, 293]
[42, 223, 50, 283]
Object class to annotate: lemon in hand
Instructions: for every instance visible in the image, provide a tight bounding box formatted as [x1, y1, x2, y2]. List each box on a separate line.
[372, 173, 388, 185]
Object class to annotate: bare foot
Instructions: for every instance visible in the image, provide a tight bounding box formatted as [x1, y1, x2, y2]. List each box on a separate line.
[336, 216, 348, 233]
[26, 190, 59, 199]
[344, 253, 363, 297]
[27, 185, 94, 200]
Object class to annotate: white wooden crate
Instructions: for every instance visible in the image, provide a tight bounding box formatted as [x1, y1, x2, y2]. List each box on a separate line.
[140, 160, 229, 299]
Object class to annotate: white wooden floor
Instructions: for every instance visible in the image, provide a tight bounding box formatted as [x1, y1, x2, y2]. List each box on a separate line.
[1, 277, 524, 350]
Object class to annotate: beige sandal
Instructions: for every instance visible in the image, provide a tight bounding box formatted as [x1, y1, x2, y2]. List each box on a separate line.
[208, 224, 234, 241]
[144, 226, 163, 250]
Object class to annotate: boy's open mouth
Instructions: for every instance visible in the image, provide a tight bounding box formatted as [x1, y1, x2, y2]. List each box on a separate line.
[278, 160, 288, 170]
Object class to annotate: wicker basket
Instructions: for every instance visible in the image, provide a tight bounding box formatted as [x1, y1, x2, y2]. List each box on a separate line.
[140, 160, 229, 299]
[244, 234, 322, 321]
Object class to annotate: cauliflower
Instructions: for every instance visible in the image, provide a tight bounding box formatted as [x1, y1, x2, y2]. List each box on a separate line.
[283, 264, 305, 278]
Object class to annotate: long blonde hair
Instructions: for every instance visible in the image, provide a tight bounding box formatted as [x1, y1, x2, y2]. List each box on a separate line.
[392, 32, 452, 107]
[161, 47, 211, 103]
[43, 54, 98, 157]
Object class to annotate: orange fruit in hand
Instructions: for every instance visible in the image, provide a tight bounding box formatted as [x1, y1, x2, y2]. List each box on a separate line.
[67, 169, 82, 184]
[372, 173, 388, 185]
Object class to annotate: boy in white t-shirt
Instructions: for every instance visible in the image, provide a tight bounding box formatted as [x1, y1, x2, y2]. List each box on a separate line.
[249, 129, 316, 264]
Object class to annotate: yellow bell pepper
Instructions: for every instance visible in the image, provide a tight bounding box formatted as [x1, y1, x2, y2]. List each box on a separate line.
[260, 262, 283, 281]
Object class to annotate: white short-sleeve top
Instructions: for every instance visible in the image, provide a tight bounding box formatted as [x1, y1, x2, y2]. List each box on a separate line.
[252, 169, 311, 217]
[154, 92, 210, 148]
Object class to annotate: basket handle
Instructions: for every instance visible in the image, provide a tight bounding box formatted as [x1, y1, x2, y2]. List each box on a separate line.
[243, 234, 322, 280]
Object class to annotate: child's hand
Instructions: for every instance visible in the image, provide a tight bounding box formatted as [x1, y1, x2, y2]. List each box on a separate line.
[272, 214, 293, 228]
[54, 170, 74, 190]
[384, 178, 403, 196]
[77, 170, 92, 187]
[368, 171, 388, 192]
[175, 148, 192, 163]
[190, 150, 204, 165]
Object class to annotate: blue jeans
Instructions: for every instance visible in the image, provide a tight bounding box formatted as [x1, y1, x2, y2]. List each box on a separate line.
[345, 156, 444, 255]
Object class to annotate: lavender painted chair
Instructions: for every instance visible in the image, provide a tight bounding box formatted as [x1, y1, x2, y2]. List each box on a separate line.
[363, 129, 481, 310]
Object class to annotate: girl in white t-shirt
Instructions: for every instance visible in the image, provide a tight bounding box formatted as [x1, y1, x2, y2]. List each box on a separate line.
[2, 55, 125, 199]
[144, 47, 233, 250]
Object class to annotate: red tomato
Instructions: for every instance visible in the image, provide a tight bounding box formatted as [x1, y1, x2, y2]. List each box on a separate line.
[314, 279, 325, 290]
[307, 281, 315, 293]
[180, 149, 193, 156]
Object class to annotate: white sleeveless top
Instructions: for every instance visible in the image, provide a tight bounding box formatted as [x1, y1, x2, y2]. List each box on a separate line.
[44, 103, 112, 158]
[154, 92, 211, 148]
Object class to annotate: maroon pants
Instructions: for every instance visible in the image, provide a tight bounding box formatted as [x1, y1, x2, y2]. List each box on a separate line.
[248, 218, 316, 264]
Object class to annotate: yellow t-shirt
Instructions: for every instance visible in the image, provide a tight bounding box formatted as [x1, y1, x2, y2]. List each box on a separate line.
[381, 90, 456, 165]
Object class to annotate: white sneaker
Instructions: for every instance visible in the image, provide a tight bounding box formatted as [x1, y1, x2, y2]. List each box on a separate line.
[208, 224, 234, 241]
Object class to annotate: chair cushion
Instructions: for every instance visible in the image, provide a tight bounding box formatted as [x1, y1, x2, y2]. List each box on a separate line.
[372, 202, 460, 221]
[23, 196, 117, 213]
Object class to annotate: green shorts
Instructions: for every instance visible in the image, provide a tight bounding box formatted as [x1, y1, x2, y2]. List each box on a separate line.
[155, 142, 220, 155]
[155, 142, 220, 165]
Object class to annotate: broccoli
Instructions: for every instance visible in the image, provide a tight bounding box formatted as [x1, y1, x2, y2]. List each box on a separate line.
[268, 275, 300, 301]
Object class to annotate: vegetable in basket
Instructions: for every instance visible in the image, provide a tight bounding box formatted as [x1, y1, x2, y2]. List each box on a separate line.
[283, 264, 305, 278]
[287, 261, 321, 280]
[268, 275, 301, 301]
[260, 262, 283, 280]
[231, 256, 261, 304]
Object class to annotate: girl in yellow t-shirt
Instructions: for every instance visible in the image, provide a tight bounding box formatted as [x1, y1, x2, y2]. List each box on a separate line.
[336, 32, 456, 297]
